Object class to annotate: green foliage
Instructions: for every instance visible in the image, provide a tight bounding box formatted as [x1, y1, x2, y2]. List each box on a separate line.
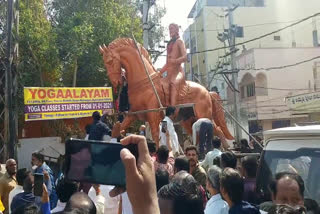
[18, 0, 61, 87]
[134, 0, 166, 52]
[13, 0, 165, 127]
[51, 0, 143, 87]
[16, 0, 165, 90]
[147, 4, 166, 51]
[16, 0, 62, 122]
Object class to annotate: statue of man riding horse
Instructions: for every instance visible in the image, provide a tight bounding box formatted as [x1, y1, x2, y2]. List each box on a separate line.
[99, 23, 233, 149]
[159, 23, 186, 106]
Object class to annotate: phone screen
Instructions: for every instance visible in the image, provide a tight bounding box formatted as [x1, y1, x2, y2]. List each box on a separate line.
[65, 139, 136, 186]
[161, 121, 167, 133]
[34, 173, 43, 196]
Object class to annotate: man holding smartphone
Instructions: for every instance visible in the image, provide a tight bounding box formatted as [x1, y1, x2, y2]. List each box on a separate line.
[159, 106, 180, 156]
[11, 171, 51, 214]
[31, 153, 57, 209]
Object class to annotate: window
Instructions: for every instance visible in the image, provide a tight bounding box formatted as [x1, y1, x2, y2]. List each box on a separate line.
[257, 143, 320, 203]
[274, 35, 281, 41]
[313, 62, 320, 91]
[256, 73, 268, 96]
[272, 120, 290, 129]
[190, 38, 196, 54]
[246, 83, 255, 97]
[241, 86, 245, 98]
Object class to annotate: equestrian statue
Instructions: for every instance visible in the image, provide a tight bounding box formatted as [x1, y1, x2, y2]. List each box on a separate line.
[99, 23, 233, 149]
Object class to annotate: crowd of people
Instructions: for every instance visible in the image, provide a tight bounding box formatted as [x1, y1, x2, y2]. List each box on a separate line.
[0, 109, 319, 214]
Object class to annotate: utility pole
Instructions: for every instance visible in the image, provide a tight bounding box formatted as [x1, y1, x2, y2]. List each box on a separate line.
[6, 0, 16, 158]
[194, 18, 201, 84]
[189, 27, 193, 81]
[142, 0, 151, 140]
[143, 0, 149, 49]
[227, 3, 242, 143]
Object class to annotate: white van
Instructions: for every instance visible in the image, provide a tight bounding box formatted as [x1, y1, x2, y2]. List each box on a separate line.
[256, 125, 320, 204]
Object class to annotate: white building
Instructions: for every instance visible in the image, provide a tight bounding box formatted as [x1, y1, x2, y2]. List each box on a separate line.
[227, 47, 320, 134]
[183, 0, 320, 100]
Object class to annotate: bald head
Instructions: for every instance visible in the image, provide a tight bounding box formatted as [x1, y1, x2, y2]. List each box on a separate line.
[6, 159, 15, 166]
[65, 192, 96, 214]
[270, 172, 304, 207]
[6, 159, 17, 176]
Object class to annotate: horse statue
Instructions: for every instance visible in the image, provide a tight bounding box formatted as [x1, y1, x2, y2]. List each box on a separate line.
[99, 38, 233, 148]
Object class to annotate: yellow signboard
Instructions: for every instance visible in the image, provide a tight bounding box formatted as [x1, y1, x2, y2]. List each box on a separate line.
[24, 87, 113, 121]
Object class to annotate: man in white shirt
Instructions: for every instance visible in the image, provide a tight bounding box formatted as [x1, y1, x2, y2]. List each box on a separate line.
[159, 106, 180, 155]
[200, 138, 222, 171]
[205, 165, 229, 214]
[192, 118, 214, 159]
[8, 168, 27, 213]
[88, 185, 120, 214]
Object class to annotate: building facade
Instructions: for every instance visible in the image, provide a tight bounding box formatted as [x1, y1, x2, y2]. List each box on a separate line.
[228, 47, 320, 134]
[183, 0, 320, 101]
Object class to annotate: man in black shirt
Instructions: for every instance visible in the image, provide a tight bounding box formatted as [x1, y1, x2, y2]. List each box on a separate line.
[88, 111, 112, 141]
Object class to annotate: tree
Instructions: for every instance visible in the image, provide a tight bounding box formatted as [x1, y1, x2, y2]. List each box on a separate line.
[18, 0, 61, 87]
[51, 0, 143, 87]
[16, 0, 62, 120]
[134, 0, 166, 60]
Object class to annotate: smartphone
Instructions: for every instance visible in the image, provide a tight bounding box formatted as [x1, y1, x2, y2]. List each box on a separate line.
[161, 121, 167, 133]
[65, 139, 138, 186]
[34, 173, 43, 196]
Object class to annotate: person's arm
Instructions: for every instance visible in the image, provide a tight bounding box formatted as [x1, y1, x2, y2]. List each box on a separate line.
[102, 123, 112, 136]
[41, 184, 51, 214]
[93, 184, 105, 214]
[168, 122, 179, 154]
[165, 130, 173, 152]
[110, 135, 160, 214]
[159, 63, 168, 75]
[196, 133, 200, 146]
[43, 171, 52, 196]
[8, 188, 14, 214]
[118, 195, 122, 214]
[192, 122, 197, 145]
[200, 154, 208, 169]
[159, 54, 170, 75]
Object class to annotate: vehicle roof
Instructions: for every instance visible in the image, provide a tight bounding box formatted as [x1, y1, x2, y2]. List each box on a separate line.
[264, 125, 320, 142]
[265, 139, 320, 151]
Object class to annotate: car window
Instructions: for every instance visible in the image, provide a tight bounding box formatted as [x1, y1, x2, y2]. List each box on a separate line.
[273, 156, 311, 181]
[257, 143, 320, 203]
